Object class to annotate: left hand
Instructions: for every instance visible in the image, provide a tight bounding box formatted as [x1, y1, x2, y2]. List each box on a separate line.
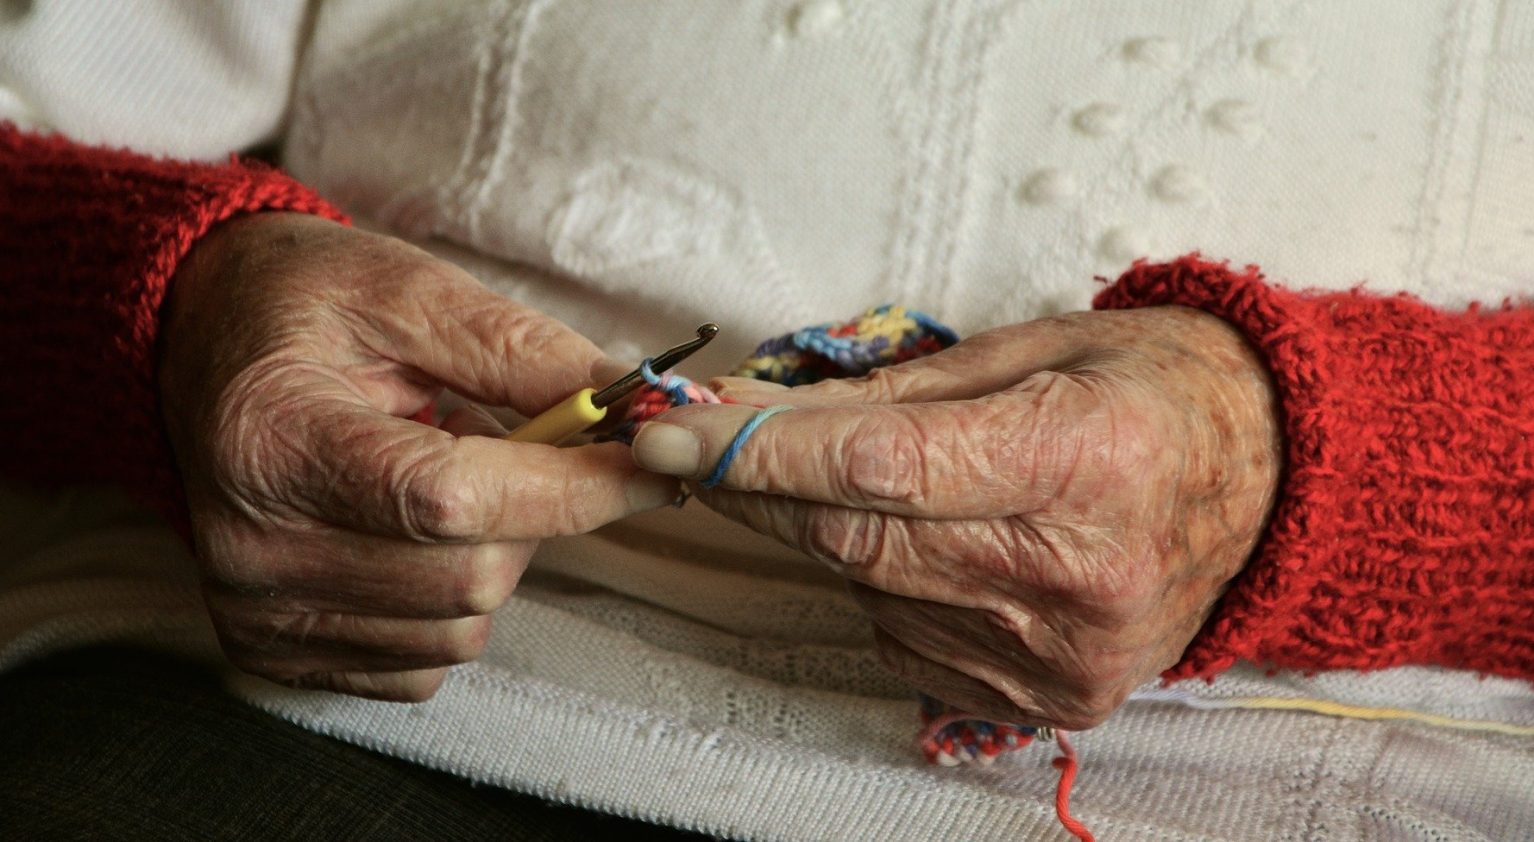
[631, 306, 1281, 729]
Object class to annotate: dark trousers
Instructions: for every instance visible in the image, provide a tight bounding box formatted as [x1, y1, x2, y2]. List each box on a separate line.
[0, 646, 712, 841]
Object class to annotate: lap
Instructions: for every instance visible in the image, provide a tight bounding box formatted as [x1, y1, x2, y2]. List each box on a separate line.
[0, 646, 712, 842]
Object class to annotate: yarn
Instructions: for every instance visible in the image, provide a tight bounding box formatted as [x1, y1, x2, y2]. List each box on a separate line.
[731, 305, 958, 386]
[615, 306, 1093, 840]
[1129, 686, 1534, 737]
[918, 700, 1094, 841]
[701, 405, 794, 490]
[603, 359, 728, 444]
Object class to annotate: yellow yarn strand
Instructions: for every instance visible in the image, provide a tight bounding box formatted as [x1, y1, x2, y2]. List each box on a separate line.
[1220, 696, 1534, 737]
[1130, 687, 1534, 737]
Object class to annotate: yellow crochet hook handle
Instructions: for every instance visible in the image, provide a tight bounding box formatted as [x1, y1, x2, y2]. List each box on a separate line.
[503, 388, 606, 445]
[503, 323, 719, 446]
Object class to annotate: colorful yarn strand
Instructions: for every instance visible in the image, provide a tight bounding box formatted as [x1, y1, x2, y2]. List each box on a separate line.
[917, 698, 1093, 842]
[602, 358, 727, 444]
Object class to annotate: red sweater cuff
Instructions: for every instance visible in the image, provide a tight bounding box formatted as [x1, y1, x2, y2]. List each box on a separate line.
[1095, 255, 1534, 683]
[1, 125, 346, 525]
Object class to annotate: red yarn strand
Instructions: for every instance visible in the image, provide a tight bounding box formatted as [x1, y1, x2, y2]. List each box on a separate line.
[1052, 732, 1093, 842]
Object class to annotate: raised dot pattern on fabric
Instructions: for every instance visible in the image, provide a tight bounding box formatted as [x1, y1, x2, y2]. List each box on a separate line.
[1121, 36, 1180, 68]
[1097, 225, 1149, 263]
[787, 0, 844, 37]
[1149, 164, 1207, 203]
[1070, 102, 1125, 137]
[1254, 36, 1309, 77]
[1206, 98, 1262, 139]
[1044, 34, 1309, 261]
[1018, 167, 1077, 205]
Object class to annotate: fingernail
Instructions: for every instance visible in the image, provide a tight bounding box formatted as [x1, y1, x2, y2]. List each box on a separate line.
[631, 422, 702, 477]
[712, 378, 789, 405]
[712, 376, 788, 393]
[626, 471, 683, 512]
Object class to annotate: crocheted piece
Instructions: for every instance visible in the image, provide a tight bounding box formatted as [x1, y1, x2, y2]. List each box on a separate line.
[602, 360, 729, 445]
[0, 125, 346, 530]
[613, 305, 955, 437]
[1095, 254, 1534, 684]
[609, 307, 1095, 838]
[731, 305, 958, 386]
[917, 695, 1039, 766]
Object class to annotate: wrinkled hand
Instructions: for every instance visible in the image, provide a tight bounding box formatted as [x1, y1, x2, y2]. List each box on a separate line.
[160, 213, 678, 701]
[633, 307, 1280, 729]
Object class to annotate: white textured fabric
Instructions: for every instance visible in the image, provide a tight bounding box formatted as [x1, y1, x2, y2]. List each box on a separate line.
[0, 0, 309, 159]
[3, 1, 1534, 840]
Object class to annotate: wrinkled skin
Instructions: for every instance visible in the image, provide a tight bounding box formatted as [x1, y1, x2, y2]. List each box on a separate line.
[160, 213, 678, 701]
[633, 308, 1281, 730]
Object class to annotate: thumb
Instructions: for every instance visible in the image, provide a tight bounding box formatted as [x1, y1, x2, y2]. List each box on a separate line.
[710, 318, 1084, 408]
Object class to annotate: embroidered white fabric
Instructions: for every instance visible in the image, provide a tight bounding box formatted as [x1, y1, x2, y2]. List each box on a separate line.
[3, 1, 1533, 839]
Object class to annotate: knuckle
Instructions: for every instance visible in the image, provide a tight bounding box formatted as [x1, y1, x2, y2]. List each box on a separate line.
[542, 491, 597, 538]
[849, 366, 907, 404]
[441, 617, 493, 663]
[396, 455, 481, 542]
[800, 508, 887, 568]
[394, 673, 446, 703]
[450, 565, 514, 616]
[1051, 686, 1124, 731]
[840, 416, 929, 507]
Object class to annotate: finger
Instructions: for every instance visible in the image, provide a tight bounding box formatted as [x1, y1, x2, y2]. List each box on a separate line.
[203, 531, 532, 618]
[441, 404, 511, 438]
[711, 317, 1087, 407]
[275, 399, 680, 542]
[860, 587, 1144, 730]
[358, 263, 627, 416]
[218, 613, 492, 676]
[698, 488, 1039, 600]
[289, 668, 451, 703]
[632, 378, 1099, 516]
[873, 628, 1056, 727]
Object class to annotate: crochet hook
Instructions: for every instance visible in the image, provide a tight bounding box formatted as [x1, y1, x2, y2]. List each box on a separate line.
[504, 323, 720, 445]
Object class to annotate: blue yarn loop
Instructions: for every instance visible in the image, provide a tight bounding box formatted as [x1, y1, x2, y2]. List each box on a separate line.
[701, 405, 794, 490]
[639, 358, 696, 406]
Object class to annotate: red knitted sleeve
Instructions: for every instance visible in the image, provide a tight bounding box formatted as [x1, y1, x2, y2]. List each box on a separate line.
[0, 125, 345, 521]
[1094, 255, 1534, 684]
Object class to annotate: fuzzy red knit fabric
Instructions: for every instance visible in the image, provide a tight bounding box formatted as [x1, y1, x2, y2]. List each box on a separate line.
[1096, 256, 1534, 683]
[0, 125, 345, 522]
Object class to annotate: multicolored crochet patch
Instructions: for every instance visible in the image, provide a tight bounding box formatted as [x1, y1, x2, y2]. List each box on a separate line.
[730, 305, 958, 386]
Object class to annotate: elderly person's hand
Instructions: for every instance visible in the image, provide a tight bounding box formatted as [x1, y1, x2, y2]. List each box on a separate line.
[159, 213, 679, 701]
[632, 307, 1281, 729]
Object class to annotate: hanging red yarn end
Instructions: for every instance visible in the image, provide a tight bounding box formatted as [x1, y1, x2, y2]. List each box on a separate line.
[1052, 732, 1093, 842]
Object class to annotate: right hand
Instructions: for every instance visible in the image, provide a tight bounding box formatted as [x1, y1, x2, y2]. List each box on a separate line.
[159, 213, 679, 701]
